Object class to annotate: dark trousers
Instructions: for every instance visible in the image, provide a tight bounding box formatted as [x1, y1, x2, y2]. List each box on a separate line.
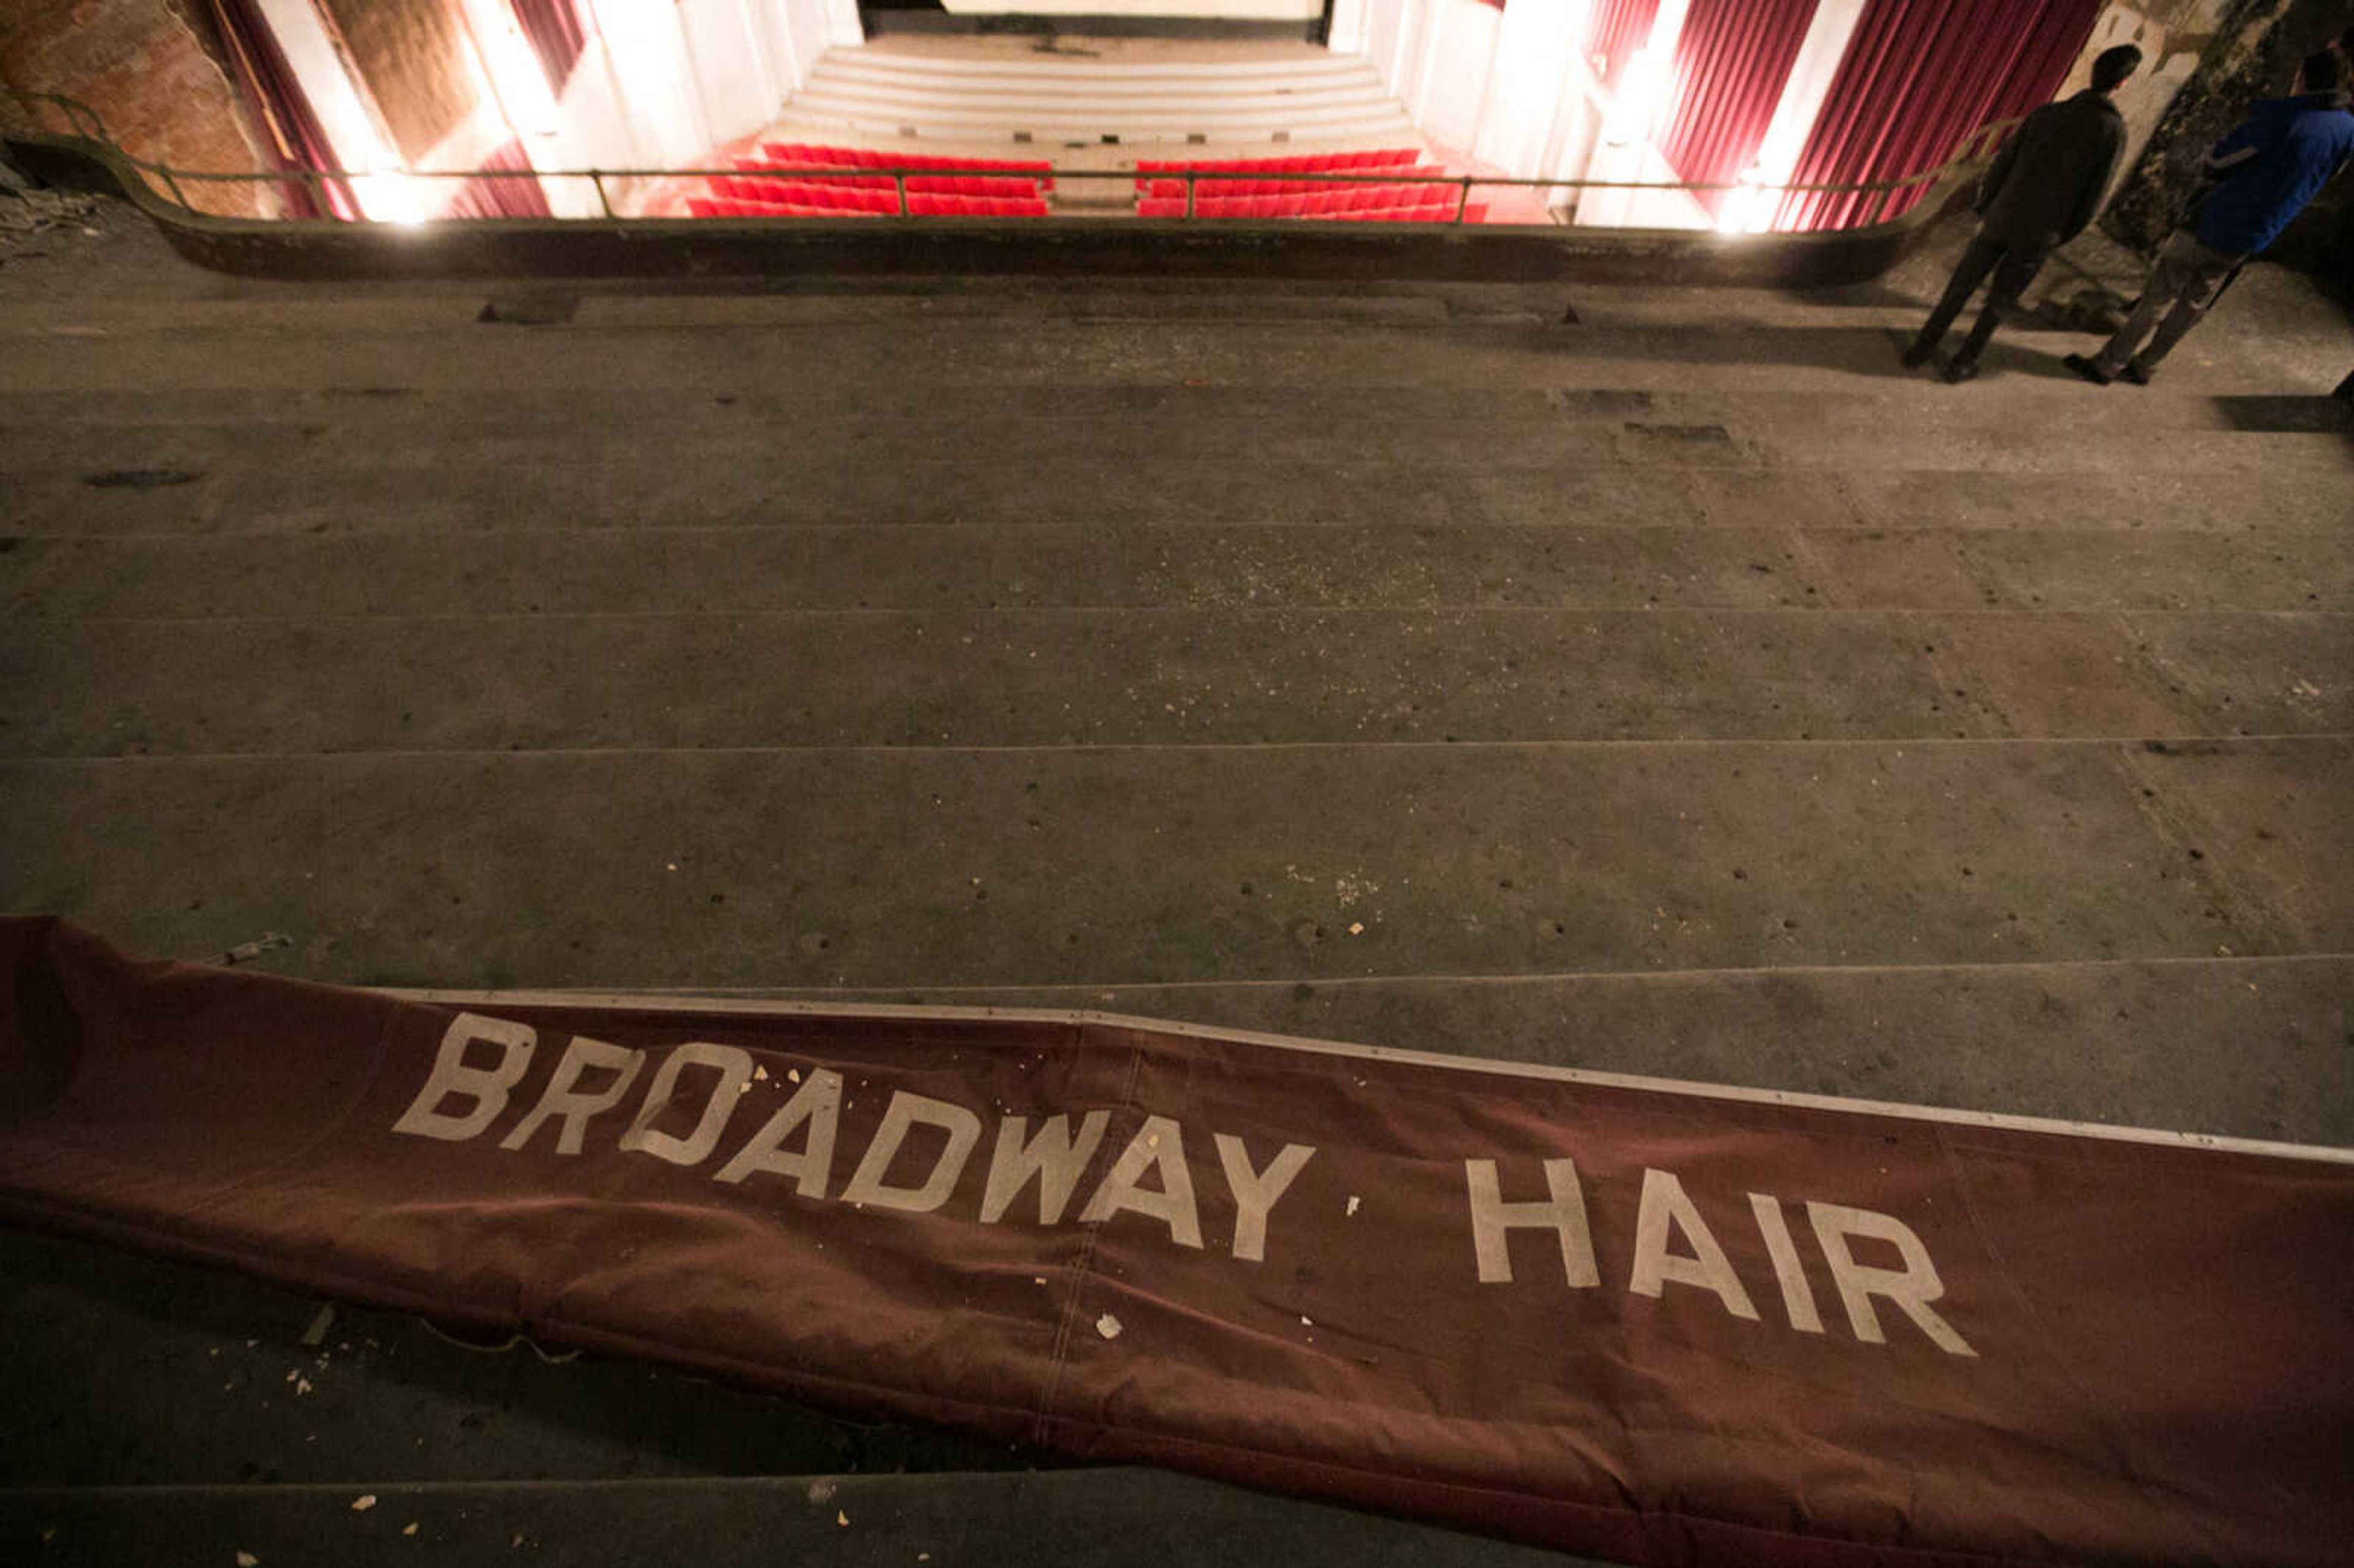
[1914, 235, 2047, 366]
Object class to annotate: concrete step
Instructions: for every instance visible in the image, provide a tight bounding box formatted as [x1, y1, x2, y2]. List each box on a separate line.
[804, 66, 1396, 106]
[5, 609, 2342, 757]
[4, 382, 2345, 435]
[747, 954, 2354, 1147]
[823, 49, 1376, 86]
[14, 427, 2354, 481]
[5, 739, 2338, 989]
[8, 525, 2344, 618]
[0, 1460, 1584, 1568]
[8, 416, 2341, 475]
[771, 102, 1418, 144]
[783, 45, 1412, 144]
[9, 460, 2347, 539]
[2, 318, 2338, 397]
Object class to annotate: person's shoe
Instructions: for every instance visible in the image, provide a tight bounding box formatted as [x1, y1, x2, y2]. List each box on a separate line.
[1899, 337, 1938, 370]
[2120, 360, 2151, 386]
[1941, 356, 1979, 384]
[2063, 353, 2113, 387]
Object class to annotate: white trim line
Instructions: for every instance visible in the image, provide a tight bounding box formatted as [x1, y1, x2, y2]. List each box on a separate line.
[375, 986, 2354, 1166]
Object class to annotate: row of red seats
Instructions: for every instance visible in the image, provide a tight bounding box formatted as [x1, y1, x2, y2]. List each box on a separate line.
[760, 142, 1054, 191]
[713, 175, 900, 212]
[1136, 196, 1487, 223]
[1137, 185, 1468, 216]
[733, 158, 1039, 199]
[1142, 172, 1452, 200]
[1133, 148, 1420, 184]
[687, 194, 1050, 219]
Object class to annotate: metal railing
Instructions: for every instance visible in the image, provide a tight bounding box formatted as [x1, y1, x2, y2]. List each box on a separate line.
[2, 85, 2017, 233]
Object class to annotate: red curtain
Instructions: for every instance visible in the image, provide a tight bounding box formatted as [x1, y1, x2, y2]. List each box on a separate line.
[206, 0, 359, 219]
[1584, 0, 1663, 93]
[439, 136, 553, 219]
[1656, 0, 1819, 219]
[1772, 0, 2103, 232]
[511, 0, 589, 93]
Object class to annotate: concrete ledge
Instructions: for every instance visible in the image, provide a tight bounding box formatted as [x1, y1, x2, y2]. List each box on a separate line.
[4, 130, 1967, 287]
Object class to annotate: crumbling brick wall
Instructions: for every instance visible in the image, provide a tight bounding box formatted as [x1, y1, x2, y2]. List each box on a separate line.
[1, 0, 276, 216]
[2101, 0, 2352, 249]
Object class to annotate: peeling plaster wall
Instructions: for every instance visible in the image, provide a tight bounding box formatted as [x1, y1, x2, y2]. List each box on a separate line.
[2098, 0, 2353, 249]
[2055, 1, 2237, 218]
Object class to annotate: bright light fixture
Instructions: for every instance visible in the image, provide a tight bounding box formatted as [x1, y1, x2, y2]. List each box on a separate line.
[354, 168, 430, 226]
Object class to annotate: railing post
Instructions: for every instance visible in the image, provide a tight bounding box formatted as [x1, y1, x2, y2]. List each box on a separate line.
[159, 166, 191, 210]
[589, 170, 614, 219]
[1186, 170, 1195, 219]
[303, 170, 329, 219]
[1455, 175, 1470, 225]
[894, 171, 907, 217]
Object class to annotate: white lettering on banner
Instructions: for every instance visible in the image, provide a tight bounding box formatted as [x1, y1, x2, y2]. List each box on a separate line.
[1465, 1158, 1600, 1287]
[384, 1019, 1976, 1347]
[391, 1013, 539, 1142]
[1807, 1201, 1977, 1357]
[619, 1043, 755, 1166]
[712, 1068, 843, 1196]
[1469, 1162, 1973, 1355]
[981, 1111, 1110, 1225]
[500, 1037, 647, 1156]
[1080, 1115, 1205, 1249]
[1630, 1168, 1759, 1320]
[840, 1092, 984, 1214]
[1214, 1136, 1317, 1263]
[1748, 1192, 1826, 1334]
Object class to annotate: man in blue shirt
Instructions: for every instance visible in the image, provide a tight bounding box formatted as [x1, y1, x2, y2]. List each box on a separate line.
[2070, 50, 2354, 386]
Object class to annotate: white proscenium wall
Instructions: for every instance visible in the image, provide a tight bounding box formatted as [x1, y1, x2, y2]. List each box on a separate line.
[1334, 0, 1709, 229]
[555, 0, 862, 208]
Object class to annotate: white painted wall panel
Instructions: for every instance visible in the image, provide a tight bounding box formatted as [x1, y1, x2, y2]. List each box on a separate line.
[679, 0, 780, 143]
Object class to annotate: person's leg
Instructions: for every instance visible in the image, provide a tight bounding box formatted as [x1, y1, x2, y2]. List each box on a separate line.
[1905, 235, 2003, 365]
[2125, 243, 2242, 379]
[1946, 245, 2047, 378]
[2085, 231, 2200, 376]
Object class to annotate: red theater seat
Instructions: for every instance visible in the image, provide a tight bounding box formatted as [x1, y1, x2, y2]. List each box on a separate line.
[763, 143, 1052, 195]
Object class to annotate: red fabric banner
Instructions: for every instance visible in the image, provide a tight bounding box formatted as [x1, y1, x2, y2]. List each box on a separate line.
[3, 918, 2349, 1567]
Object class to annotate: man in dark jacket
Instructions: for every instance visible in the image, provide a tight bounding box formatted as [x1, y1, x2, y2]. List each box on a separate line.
[1903, 44, 2141, 382]
[2070, 50, 2354, 386]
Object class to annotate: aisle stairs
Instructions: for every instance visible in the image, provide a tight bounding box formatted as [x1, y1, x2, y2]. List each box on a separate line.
[774, 40, 1416, 147]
